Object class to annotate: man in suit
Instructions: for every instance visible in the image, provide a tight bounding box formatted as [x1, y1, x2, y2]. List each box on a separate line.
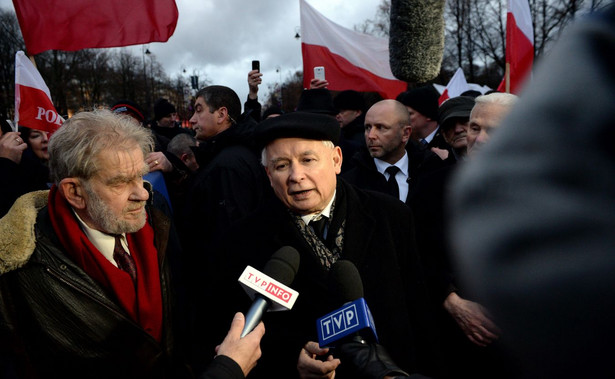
[343, 99, 449, 204]
[235, 111, 439, 378]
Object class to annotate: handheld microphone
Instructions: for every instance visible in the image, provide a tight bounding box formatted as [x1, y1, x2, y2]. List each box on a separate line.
[238, 246, 300, 338]
[316, 260, 378, 348]
[389, 0, 446, 83]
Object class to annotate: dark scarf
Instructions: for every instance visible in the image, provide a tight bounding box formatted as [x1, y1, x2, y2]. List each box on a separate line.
[290, 183, 347, 269]
[47, 185, 163, 341]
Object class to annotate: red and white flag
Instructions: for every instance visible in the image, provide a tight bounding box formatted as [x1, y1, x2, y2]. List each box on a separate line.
[300, 0, 406, 99]
[12, 0, 178, 55]
[439, 68, 470, 105]
[498, 0, 534, 94]
[15, 51, 63, 134]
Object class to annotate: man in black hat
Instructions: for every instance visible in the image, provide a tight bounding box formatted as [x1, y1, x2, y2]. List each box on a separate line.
[437, 96, 475, 161]
[397, 86, 448, 151]
[233, 111, 439, 378]
[152, 98, 192, 149]
[333, 90, 367, 173]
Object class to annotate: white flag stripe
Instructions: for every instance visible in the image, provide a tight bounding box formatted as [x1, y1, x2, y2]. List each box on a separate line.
[509, 0, 534, 42]
[300, 0, 397, 80]
[15, 51, 52, 99]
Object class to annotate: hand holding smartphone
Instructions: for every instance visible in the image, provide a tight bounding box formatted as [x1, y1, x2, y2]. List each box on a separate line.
[313, 66, 325, 81]
[252, 60, 260, 72]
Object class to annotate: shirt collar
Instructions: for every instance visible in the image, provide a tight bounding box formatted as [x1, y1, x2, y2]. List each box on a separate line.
[300, 190, 336, 225]
[72, 210, 127, 266]
[373, 151, 409, 177]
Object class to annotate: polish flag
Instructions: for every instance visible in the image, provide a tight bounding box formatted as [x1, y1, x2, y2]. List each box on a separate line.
[12, 0, 178, 55]
[15, 51, 64, 134]
[438, 68, 470, 105]
[497, 0, 534, 94]
[300, 0, 406, 99]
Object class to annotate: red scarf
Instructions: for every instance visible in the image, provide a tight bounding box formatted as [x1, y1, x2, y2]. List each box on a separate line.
[47, 185, 163, 341]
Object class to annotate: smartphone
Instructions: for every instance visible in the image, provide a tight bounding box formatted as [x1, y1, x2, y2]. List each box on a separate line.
[252, 60, 260, 72]
[314, 66, 325, 81]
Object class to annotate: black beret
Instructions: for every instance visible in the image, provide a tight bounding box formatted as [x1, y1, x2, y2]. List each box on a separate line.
[256, 111, 340, 148]
[438, 96, 475, 130]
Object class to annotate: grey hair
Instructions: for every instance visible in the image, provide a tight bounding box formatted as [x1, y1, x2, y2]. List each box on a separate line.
[261, 140, 335, 166]
[475, 92, 518, 108]
[167, 133, 197, 158]
[48, 109, 154, 183]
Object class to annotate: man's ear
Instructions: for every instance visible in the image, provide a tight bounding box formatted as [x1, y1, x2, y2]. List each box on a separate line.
[58, 178, 87, 210]
[217, 106, 229, 124]
[402, 124, 412, 143]
[332, 146, 343, 175]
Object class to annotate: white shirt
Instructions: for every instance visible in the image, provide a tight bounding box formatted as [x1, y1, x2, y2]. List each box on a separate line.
[423, 125, 440, 143]
[374, 152, 409, 202]
[73, 210, 131, 267]
[301, 190, 336, 239]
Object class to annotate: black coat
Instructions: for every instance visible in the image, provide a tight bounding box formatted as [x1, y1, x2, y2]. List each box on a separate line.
[339, 114, 366, 173]
[0, 192, 192, 378]
[177, 123, 271, 371]
[343, 142, 452, 205]
[211, 180, 441, 378]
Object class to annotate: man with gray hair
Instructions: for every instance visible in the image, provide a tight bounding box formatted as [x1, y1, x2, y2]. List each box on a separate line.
[466, 92, 518, 154]
[0, 110, 264, 379]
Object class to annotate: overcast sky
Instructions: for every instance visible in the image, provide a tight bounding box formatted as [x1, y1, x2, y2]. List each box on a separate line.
[0, 0, 384, 107]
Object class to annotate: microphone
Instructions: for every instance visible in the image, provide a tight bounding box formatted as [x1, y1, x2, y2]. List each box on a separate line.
[389, 0, 446, 83]
[316, 260, 378, 347]
[238, 246, 300, 338]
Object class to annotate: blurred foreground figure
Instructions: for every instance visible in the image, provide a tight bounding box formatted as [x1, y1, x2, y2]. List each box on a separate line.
[450, 5, 615, 378]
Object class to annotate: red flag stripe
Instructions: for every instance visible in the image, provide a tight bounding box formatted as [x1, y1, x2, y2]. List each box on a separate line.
[505, 12, 534, 94]
[16, 84, 63, 134]
[13, 0, 178, 55]
[302, 44, 406, 99]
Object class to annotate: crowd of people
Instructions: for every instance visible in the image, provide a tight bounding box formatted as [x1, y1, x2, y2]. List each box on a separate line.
[1, 5, 614, 377]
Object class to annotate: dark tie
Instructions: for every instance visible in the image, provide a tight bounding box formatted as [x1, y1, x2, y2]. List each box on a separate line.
[420, 138, 428, 146]
[385, 165, 400, 200]
[309, 216, 328, 241]
[113, 235, 137, 284]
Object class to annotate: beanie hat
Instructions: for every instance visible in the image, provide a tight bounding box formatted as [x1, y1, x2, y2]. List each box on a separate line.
[397, 85, 439, 120]
[154, 98, 176, 121]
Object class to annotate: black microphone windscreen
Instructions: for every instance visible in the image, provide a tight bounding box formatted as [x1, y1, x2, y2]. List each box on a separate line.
[263, 246, 300, 286]
[389, 0, 445, 83]
[329, 260, 364, 303]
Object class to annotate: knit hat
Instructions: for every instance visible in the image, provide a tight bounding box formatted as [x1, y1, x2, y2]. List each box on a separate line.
[333, 90, 366, 112]
[296, 89, 337, 115]
[396, 85, 439, 120]
[438, 96, 475, 131]
[256, 111, 340, 148]
[154, 98, 176, 121]
[111, 100, 145, 123]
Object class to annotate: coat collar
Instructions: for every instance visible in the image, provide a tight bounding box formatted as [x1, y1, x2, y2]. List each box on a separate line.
[0, 190, 49, 275]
